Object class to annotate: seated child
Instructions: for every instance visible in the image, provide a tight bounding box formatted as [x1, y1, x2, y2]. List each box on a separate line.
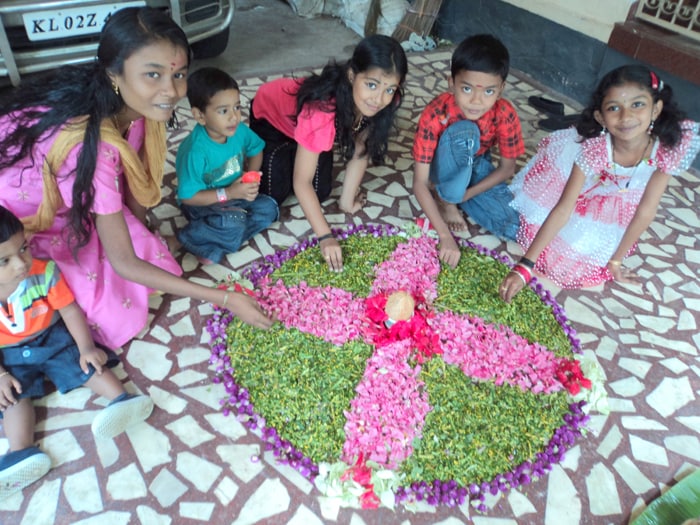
[0, 206, 153, 498]
[412, 34, 524, 267]
[175, 67, 279, 265]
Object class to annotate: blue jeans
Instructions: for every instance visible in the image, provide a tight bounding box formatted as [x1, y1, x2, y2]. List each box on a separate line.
[429, 120, 520, 241]
[178, 195, 279, 263]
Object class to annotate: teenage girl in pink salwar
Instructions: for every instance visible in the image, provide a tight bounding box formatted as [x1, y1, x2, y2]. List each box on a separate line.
[500, 65, 699, 302]
[0, 7, 273, 348]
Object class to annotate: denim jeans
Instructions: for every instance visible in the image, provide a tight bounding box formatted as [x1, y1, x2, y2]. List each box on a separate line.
[429, 119, 520, 241]
[178, 195, 279, 263]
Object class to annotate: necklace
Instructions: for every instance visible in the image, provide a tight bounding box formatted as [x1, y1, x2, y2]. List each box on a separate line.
[112, 115, 134, 137]
[352, 116, 366, 133]
[608, 136, 653, 192]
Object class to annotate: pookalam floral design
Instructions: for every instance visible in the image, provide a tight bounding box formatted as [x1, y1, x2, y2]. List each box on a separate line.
[207, 223, 606, 512]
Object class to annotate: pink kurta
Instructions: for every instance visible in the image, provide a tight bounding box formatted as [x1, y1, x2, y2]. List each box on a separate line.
[0, 117, 182, 348]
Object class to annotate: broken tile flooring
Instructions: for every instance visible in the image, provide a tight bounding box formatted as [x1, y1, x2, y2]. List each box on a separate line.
[1, 49, 699, 525]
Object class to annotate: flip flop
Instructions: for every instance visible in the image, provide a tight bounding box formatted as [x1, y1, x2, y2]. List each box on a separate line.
[538, 114, 580, 131]
[528, 96, 565, 116]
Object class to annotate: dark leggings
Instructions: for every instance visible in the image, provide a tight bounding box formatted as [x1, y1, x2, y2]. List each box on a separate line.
[249, 98, 334, 205]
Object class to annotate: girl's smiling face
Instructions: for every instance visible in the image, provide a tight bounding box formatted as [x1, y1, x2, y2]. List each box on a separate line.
[594, 82, 663, 142]
[349, 67, 401, 119]
[109, 40, 189, 123]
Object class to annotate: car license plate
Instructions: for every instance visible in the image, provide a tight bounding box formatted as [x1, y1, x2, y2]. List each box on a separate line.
[23, 2, 146, 42]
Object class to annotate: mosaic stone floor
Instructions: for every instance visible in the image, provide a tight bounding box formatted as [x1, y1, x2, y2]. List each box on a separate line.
[1, 49, 699, 525]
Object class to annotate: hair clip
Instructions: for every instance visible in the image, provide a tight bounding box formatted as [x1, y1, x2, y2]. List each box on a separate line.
[650, 71, 664, 92]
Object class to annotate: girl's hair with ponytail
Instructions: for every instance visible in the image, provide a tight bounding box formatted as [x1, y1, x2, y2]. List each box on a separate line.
[0, 7, 191, 249]
[576, 64, 686, 147]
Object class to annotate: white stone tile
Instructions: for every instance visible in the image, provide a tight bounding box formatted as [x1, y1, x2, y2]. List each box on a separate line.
[560, 444, 580, 471]
[600, 297, 633, 317]
[618, 358, 652, 379]
[168, 297, 193, 316]
[106, 463, 148, 500]
[136, 505, 173, 525]
[149, 325, 173, 344]
[366, 191, 395, 207]
[71, 512, 131, 525]
[619, 333, 640, 345]
[213, 476, 239, 506]
[95, 436, 120, 468]
[656, 269, 683, 286]
[629, 347, 664, 358]
[126, 341, 173, 381]
[606, 398, 636, 412]
[586, 463, 622, 515]
[561, 297, 605, 330]
[665, 435, 700, 461]
[231, 478, 290, 525]
[263, 451, 314, 495]
[349, 513, 368, 525]
[64, 467, 103, 513]
[660, 357, 689, 374]
[176, 451, 223, 492]
[635, 315, 675, 333]
[612, 455, 655, 494]
[21, 478, 60, 525]
[170, 316, 196, 337]
[677, 310, 697, 330]
[36, 387, 92, 410]
[179, 501, 215, 521]
[544, 465, 581, 525]
[176, 347, 211, 367]
[40, 429, 85, 468]
[169, 369, 208, 387]
[472, 518, 518, 524]
[148, 385, 188, 414]
[668, 206, 700, 227]
[0, 490, 22, 511]
[204, 413, 247, 441]
[609, 376, 645, 397]
[629, 434, 670, 466]
[596, 424, 622, 459]
[166, 415, 216, 447]
[217, 444, 264, 483]
[318, 495, 342, 521]
[677, 416, 700, 434]
[585, 413, 609, 436]
[38, 409, 96, 432]
[126, 422, 172, 473]
[620, 416, 668, 431]
[507, 489, 536, 517]
[657, 305, 675, 317]
[609, 289, 654, 312]
[149, 468, 188, 507]
[181, 383, 226, 410]
[641, 331, 698, 355]
[595, 336, 618, 360]
[646, 376, 695, 417]
[287, 504, 325, 525]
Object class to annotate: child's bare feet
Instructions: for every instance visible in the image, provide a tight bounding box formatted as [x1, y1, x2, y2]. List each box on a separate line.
[437, 198, 468, 232]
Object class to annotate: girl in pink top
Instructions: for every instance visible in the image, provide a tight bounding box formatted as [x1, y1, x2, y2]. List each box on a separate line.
[250, 35, 408, 272]
[0, 7, 273, 349]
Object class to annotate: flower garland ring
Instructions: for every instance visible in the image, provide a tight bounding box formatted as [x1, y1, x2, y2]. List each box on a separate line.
[207, 223, 607, 512]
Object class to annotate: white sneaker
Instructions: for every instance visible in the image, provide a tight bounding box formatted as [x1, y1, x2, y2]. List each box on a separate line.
[0, 448, 51, 499]
[91, 395, 154, 440]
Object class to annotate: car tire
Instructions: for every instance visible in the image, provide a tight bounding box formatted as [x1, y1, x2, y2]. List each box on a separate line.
[192, 28, 230, 59]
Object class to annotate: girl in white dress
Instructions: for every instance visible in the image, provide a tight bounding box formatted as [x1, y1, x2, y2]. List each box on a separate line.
[500, 65, 699, 302]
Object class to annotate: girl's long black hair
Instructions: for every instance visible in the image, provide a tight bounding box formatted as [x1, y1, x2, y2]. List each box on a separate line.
[294, 34, 407, 164]
[576, 64, 686, 148]
[0, 7, 191, 249]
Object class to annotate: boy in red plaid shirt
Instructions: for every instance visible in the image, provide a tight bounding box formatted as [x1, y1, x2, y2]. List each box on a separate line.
[412, 34, 524, 267]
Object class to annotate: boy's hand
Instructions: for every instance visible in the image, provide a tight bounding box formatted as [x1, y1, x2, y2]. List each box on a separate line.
[0, 372, 21, 409]
[79, 346, 108, 375]
[437, 235, 461, 268]
[228, 178, 259, 202]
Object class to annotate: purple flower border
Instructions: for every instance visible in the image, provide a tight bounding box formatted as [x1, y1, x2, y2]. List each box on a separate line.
[206, 224, 590, 510]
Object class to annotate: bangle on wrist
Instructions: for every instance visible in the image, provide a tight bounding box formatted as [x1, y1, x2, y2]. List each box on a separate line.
[608, 259, 622, 266]
[216, 187, 227, 203]
[317, 233, 334, 243]
[0, 371, 9, 379]
[222, 291, 229, 307]
[518, 257, 535, 270]
[511, 264, 532, 285]
[509, 269, 527, 286]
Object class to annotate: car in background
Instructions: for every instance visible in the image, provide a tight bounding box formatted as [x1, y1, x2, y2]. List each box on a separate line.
[0, 0, 234, 86]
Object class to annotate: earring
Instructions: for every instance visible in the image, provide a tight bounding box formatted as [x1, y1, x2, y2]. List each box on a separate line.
[599, 126, 607, 136]
[647, 119, 655, 135]
[111, 81, 119, 96]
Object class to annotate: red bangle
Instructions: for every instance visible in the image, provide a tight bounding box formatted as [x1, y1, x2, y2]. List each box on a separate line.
[511, 264, 532, 284]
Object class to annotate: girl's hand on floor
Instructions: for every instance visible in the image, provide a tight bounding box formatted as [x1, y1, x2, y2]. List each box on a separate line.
[228, 292, 275, 329]
[321, 237, 343, 272]
[499, 271, 525, 304]
[608, 262, 640, 284]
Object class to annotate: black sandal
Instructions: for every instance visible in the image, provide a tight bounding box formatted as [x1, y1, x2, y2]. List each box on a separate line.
[527, 95, 565, 116]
